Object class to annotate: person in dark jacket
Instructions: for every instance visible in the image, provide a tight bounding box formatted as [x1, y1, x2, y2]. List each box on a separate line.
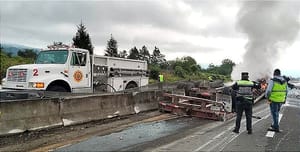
[232, 72, 259, 134]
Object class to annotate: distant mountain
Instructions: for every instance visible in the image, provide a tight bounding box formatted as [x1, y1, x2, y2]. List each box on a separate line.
[0, 43, 40, 56]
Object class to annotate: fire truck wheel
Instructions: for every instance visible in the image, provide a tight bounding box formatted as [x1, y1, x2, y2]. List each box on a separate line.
[94, 84, 107, 92]
[47, 85, 68, 92]
[126, 82, 138, 89]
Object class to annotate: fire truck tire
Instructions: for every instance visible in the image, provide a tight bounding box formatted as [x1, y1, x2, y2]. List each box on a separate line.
[47, 85, 68, 92]
[125, 82, 138, 89]
[94, 84, 107, 92]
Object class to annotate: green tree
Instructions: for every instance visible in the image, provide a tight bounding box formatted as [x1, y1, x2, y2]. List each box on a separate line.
[219, 59, 235, 75]
[105, 34, 119, 57]
[0, 50, 33, 82]
[181, 56, 197, 73]
[170, 56, 199, 77]
[206, 63, 217, 73]
[17, 49, 37, 59]
[72, 22, 94, 54]
[139, 45, 150, 63]
[204, 59, 235, 76]
[149, 64, 161, 80]
[127, 46, 139, 60]
[191, 64, 201, 73]
[0, 49, 7, 80]
[174, 66, 186, 78]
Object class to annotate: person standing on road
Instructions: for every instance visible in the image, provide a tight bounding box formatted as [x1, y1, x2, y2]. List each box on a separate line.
[159, 74, 164, 83]
[158, 74, 164, 90]
[232, 72, 258, 134]
[265, 69, 288, 132]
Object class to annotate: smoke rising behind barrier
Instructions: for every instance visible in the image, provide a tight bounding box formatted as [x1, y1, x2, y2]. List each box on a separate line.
[231, 1, 300, 81]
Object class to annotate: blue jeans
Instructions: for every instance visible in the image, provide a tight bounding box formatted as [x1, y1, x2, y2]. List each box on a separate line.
[269, 102, 282, 129]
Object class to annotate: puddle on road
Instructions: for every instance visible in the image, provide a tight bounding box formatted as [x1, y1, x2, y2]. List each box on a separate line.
[56, 117, 206, 151]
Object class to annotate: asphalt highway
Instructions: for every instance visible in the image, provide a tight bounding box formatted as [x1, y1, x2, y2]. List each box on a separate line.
[55, 89, 300, 152]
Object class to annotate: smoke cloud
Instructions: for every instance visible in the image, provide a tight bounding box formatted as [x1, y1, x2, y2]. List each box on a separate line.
[231, 1, 300, 80]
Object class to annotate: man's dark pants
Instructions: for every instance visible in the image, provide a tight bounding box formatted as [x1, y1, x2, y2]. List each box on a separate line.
[235, 101, 253, 132]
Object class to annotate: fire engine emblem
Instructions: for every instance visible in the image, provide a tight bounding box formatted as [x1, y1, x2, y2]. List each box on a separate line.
[73, 70, 83, 82]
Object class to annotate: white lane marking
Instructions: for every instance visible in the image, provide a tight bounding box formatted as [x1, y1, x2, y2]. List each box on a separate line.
[155, 107, 269, 152]
[266, 131, 275, 137]
[192, 131, 228, 152]
[218, 113, 270, 151]
[265, 113, 283, 138]
[195, 109, 270, 152]
[274, 129, 290, 151]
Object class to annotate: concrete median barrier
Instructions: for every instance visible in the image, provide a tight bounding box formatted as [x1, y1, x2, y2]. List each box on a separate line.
[0, 98, 61, 136]
[60, 93, 136, 126]
[0, 90, 164, 136]
[132, 90, 162, 113]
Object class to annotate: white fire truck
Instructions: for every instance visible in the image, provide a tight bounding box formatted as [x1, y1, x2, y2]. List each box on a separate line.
[3, 45, 148, 93]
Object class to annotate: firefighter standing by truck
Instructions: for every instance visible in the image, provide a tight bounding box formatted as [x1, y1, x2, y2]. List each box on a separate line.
[265, 69, 288, 132]
[232, 72, 259, 134]
[158, 74, 164, 90]
[159, 74, 164, 83]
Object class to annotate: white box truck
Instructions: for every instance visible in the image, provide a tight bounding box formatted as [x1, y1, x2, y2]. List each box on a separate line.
[3, 44, 148, 93]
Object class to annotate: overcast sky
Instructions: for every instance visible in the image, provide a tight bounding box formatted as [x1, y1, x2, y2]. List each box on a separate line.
[1, 0, 300, 78]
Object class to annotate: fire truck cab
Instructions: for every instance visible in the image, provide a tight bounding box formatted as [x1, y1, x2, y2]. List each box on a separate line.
[3, 44, 148, 93]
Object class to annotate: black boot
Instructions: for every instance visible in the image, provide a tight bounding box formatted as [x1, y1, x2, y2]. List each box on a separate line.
[232, 129, 239, 134]
[247, 130, 252, 134]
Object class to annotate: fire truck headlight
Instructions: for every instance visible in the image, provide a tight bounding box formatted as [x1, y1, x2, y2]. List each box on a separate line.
[29, 82, 45, 88]
[36, 82, 45, 88]
[1, 78, 6, 85]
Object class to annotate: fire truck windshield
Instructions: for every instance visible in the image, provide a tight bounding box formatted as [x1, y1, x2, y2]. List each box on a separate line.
[35, 50, 68, 64]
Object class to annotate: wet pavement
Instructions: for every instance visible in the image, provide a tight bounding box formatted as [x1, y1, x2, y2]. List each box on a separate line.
[222, 90, 300, 151]
[54, 89, 300, 152]
[55, 117, 212, 152]
[264, 97, 300, 151]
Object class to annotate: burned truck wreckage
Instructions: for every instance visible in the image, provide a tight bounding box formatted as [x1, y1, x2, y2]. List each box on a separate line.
[159, 80, 267, 121]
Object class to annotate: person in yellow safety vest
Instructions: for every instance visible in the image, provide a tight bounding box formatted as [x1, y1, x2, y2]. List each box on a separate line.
[232, 72, 259, 135]
[265, 69, 288, 132]
[208, 76, 213, 82]
[158, 74, 164, 90]
[159, 74, 164, 82]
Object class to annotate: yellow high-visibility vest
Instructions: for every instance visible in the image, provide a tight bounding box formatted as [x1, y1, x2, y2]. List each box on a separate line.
[159, 74, 164, 82]
[269, 80, 287, 102]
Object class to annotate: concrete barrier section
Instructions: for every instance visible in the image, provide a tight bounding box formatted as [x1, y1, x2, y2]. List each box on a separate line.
[0, 90, 163, 136]
[132, 91, 161, 113]
[60, 93, 136, 126]
[0, 98, 61, 136]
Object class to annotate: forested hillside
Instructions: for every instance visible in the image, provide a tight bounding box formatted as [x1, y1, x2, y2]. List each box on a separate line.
[0, 48, 36, 81]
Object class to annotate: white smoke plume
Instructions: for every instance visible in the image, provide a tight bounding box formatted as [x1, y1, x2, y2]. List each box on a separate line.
[231, 1, 300, 81]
